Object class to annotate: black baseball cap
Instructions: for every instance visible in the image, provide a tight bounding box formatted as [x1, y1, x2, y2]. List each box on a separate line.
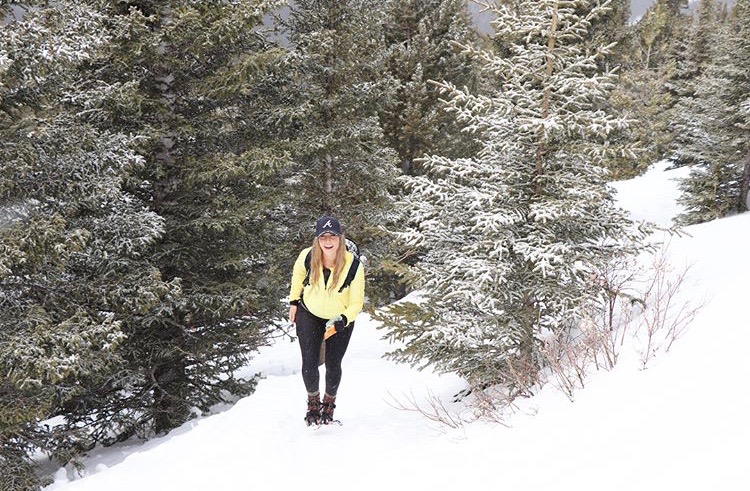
[315, 216, 342, 237]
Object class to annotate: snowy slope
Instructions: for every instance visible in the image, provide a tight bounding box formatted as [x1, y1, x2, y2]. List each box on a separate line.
[609, 160, 691, 228]
[46, 162, 750, 491]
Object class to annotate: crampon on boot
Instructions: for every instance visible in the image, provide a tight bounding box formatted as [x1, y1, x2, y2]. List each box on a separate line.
[320, 394, 336, 425]
[304, 394, 320, 426]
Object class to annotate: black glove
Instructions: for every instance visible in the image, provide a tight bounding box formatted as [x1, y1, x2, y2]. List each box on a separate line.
[333, 314, 348, 331]
[324, 314, 348, 339]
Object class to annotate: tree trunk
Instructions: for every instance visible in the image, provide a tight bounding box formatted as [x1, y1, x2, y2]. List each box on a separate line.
[535, 5, 558, 196]
[517, 290, 540, 389]
[740, 149, 750, 212]
[401, 157, 413, 176]
[324, 153, 334, 212]
[153, 361, 189, 434]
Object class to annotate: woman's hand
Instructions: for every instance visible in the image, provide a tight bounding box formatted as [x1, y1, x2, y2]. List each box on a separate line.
[289, 305, 298, 324]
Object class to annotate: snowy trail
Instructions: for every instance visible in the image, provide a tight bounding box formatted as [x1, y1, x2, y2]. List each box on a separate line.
[46, 162, 750, 490]
[46, 320, 472, 489]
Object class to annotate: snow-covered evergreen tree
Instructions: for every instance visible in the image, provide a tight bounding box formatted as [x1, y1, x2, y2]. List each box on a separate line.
[70, 0, 292, 438]
[633, 0, 688, 69]
[675, 0, 750, 224]
[280, 0, 399, 303]
[585, 0, 632, 70]
[667, 0, 723, 164]
[375, 0, 482, 300]
[595, 0, 691, 178]
[741, 97, 750, 210]
[607, 65, 675, 177]
[605, 5, 687, 178]
[2, 5, 295, 484]
[0, 3, 167, 488]
[380, 0, 480, 176]
[379, 0, 649, 389]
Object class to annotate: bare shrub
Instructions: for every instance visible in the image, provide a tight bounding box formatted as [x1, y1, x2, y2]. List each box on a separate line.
[634, 248, 704, 368]
[385, 389, 471, 430]
[387, 243, 703, 427]
[538, 329, 592, 401]
[518, 243, 701, 405]
[467, 385, 519, 425]
[533, 253, 644, 400]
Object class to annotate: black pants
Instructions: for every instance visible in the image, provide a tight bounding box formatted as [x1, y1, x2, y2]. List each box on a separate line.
[295, 306, 354, 397]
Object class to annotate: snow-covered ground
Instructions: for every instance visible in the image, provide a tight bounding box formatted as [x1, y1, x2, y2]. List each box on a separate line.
[45, 161, 749, 490]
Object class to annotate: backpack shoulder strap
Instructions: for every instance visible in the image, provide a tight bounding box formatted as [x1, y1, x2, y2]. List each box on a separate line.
[302, 250, 312, 287]
[337, 255, 360, 293]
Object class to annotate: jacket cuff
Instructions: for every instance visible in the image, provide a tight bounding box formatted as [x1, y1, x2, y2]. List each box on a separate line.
[289, 299, 300, 306]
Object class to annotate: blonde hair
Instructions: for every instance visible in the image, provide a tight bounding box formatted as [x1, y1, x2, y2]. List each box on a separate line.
[310, 234, 347, 292]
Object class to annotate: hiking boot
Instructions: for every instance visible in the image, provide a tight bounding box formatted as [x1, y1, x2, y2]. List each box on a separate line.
[320, 394, 336, 424]
[304, 394, 320, 426]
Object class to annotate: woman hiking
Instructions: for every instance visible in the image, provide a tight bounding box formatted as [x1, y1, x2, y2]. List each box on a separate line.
[288, 216, 365, 425]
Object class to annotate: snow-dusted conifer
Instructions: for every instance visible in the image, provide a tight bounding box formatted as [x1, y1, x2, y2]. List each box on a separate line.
[73, 0, 292, 437]
[632, 0, 688, 69]
[0, 3, 166, 487]
[379, 0, 649, 389]
[585, 0, 632, 69]
[376, 0, 481, 300]
[605, 1, 690, 178]
[380, 0, 480, 176]
[667, 0, 723, 165]
[675, 0, 750, 224]
[608, 65, 675, 177]
[581, 0, 655, 178]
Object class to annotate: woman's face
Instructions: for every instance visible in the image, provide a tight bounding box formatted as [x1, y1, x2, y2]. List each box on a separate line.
[318, 233, 341, 255]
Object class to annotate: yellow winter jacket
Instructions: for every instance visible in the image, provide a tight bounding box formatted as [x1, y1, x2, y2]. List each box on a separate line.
[289, 247, 365, 323]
